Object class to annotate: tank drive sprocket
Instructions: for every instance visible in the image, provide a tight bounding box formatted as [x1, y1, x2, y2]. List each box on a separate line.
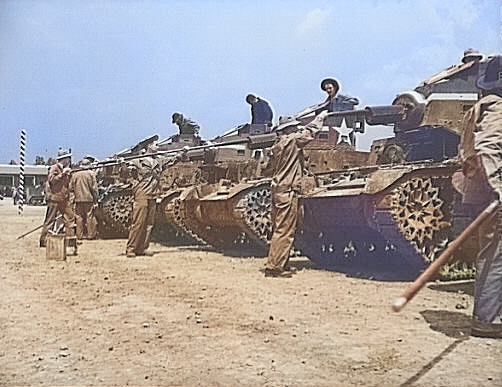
[237, 183, 272, 245]
[96, 186, 134, 238]
[390, 176, 451, 262]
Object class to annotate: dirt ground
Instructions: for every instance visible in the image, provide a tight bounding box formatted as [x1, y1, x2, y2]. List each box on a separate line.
[1, 202, 501, 387]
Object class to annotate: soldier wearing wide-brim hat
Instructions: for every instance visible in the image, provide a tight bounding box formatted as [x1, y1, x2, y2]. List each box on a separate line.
[320, 78, 340, 94]
[462, 48, 484, 64]
[39, 149, 76, 247]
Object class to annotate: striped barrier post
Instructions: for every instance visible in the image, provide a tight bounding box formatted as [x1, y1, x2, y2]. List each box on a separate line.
[18, 129, 26, 215]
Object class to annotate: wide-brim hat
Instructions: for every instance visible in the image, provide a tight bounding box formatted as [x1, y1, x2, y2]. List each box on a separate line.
[320, 78, 340, 92]
[462, 48, 483, 63]
[476, 55, 502, 91]
[274, 116, 300, 132]
[56, 150, 72, 160]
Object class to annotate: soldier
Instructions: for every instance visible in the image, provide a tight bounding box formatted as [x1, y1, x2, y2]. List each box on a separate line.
[125, 156, 162, 257]
[246, 94, 273, 125]
[70, 158, 98, 240]
[262, 111, 328, 277]
[459, 55, 502, 338]
[317, 77, 359, 113]
[172, 112, 200, 136]
[316, 78, 359, 146]
[39, 151, 76, 247]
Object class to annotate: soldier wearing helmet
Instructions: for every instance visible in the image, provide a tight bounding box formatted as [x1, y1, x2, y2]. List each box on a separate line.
[316, 78, 359, 146]
[262, 111, 328, 277]
[318, 77, 359, 113]
[458, 55, 502, 338]
[39, 149, 76, 247]
[172, 112, 200, 136]
[125, 156, 162, 257]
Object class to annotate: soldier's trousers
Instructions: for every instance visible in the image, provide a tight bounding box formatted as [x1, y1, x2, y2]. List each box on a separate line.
[75, 201, 97, 239]
[39, 200, 76, 246]
[126, 198, 156, 255]
[471, 201, 502, 323]
[265, 190, 298, 271]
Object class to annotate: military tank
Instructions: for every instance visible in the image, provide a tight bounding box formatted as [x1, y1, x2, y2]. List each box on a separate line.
[293, 50, 490, 280]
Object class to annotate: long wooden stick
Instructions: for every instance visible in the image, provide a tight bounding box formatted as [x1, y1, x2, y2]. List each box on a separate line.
[392, 200, 499, 312]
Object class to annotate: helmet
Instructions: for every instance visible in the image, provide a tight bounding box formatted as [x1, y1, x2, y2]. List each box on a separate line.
[274, 116, 300, 132]
[476, 55, 502, 92]
[56, 148, 72, 160]
[462, 48, 483, 64]
[172, 112, 182, 123]
[320, 78, 340, 93]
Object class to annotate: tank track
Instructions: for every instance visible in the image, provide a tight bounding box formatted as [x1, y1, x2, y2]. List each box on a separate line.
[161, 192, 209, 247]
[235, 181, 272, 245]
[389, 173, 475, 280]
[152, 192, 203, 246]
[163, 184, 270, 255]
[96, 186, 134, 238]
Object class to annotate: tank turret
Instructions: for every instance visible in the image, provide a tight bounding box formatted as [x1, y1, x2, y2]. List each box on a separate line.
[363, 50, 489, 164]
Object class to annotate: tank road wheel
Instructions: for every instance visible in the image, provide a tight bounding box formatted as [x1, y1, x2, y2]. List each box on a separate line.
[97, 189, 134, 238]
[238, 184, 272, 244]
[390, 177, 451, 262]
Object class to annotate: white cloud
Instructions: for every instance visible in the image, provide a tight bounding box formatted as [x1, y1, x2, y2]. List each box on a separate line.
[296, 8, 330, 36]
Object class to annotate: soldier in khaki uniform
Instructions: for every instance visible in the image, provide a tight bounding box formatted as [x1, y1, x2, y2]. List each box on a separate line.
[70, 159, 98, 240]
[39, 152, 76, 247]
[126, 157, 161, 257]
[263, 111, 327, 277]
[459, 55, 502, 338]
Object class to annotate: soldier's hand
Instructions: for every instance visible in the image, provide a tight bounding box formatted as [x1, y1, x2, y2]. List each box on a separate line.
[63, 167, 72, 175]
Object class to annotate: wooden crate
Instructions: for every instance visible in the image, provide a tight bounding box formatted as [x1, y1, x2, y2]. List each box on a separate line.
[46, 235, 67, 261]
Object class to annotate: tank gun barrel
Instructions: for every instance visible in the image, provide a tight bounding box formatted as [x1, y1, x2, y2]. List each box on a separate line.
[364, 105, 406, 126]
[318, 105, 406, 129]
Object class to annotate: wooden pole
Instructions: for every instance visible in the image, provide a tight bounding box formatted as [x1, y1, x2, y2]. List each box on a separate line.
[392, 200, 499, 312]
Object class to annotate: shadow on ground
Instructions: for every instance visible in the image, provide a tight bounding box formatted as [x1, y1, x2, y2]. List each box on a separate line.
[427, 280, 474, 296]
[420, 309, 472, 338]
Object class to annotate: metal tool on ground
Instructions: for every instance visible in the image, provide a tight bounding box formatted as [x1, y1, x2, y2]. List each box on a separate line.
[392, 200, 499, 312]
[17, 214, 62, 240]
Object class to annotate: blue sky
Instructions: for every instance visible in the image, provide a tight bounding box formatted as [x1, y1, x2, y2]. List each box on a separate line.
[0, 0, 501, 164]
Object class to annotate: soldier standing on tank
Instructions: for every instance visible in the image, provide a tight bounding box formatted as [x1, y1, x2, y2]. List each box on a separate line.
[70, 158, 98, 240]
[172, 112, 200, 136]
[317, 78, 359, 113]
[39, 151, 76, 247]
[316, 78, 359, 146]
[262, 111, 328, 277]
[458, 55, 502, 338]
[246, 94, 273, 126]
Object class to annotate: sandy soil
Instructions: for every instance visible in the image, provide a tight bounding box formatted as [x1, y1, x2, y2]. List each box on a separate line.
[1, 201, 501, 387]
